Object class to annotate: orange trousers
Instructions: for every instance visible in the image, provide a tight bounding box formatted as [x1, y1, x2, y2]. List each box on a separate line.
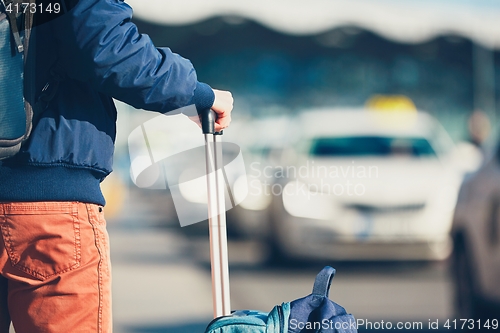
[0, 202, 112, 333]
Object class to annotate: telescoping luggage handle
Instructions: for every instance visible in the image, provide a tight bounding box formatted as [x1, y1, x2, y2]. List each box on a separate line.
[200, 108, 231, 318]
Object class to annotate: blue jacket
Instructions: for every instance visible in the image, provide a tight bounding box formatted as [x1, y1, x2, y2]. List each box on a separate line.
[0, 0, 215, 205]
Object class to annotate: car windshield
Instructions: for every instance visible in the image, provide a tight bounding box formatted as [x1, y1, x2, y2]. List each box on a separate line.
[309, 136, 437, 157]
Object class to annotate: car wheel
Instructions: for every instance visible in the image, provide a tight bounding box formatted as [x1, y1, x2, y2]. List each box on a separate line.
[452, 237, 480, 318]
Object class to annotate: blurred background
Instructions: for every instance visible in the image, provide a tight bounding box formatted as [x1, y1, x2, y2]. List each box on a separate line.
[102, 0, 500, 332]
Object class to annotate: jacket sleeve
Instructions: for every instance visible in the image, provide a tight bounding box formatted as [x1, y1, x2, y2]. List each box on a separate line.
[50, 0, 214, 114]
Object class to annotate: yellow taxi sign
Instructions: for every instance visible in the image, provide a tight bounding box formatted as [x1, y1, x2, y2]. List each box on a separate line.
[366, 95, 417, 112]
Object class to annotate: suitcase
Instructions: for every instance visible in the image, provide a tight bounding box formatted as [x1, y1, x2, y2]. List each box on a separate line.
[199, 109, 358, 333]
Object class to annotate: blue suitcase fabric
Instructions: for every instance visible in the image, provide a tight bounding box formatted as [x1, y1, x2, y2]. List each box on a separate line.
[205, 266, 357, 333]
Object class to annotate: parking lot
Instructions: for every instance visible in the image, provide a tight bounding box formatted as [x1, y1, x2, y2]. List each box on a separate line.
[108, 188, 457, 333]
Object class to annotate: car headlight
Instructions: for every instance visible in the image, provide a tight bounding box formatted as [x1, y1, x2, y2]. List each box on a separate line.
[282, 180, 339, 220]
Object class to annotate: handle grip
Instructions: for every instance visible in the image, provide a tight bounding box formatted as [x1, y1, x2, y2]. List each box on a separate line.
[200, 108, 215, 134]
[200, 108, 224, 135]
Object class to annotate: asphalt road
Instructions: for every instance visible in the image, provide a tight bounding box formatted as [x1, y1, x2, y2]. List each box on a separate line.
[106, 188, 460, 333]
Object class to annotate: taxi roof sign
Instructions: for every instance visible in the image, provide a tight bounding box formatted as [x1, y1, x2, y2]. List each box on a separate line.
[366, 95, 417, 112]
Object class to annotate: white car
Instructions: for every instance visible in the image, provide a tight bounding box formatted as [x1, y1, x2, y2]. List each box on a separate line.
[451, 150, 500, 318]
[267, 109, 478, 261]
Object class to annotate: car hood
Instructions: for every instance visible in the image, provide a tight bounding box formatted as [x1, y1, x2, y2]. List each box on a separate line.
[295, 157, 462, 207]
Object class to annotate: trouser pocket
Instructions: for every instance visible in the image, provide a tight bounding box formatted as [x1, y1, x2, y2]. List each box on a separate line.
[0, 202, 81, 281]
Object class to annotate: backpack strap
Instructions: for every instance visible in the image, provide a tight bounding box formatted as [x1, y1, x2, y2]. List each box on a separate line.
[312, 266, 336, 298]
[2, 0, 24, 53]
[22, 0, 36, 141]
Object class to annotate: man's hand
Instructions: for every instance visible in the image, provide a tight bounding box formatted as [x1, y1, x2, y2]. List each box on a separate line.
[211, 89, 233, 132]
[188, 89, 233, 132]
